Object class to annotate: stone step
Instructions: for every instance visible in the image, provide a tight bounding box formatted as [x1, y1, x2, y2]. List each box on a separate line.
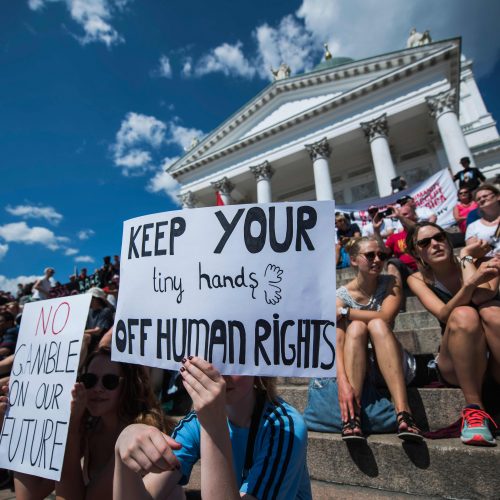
[182, 465, 429, 499]
[307, 432, 500, 499]
[277, 385, 464, 431]
[394, 311, 439, 331]
[395, 327, 441, 355]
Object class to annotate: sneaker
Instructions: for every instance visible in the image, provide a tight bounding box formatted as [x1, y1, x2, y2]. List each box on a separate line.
[461, 405, 497, 447]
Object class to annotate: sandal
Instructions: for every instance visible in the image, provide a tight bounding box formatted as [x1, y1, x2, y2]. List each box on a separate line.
[397, 411, 424, 442]
[342, 414, 366, 442]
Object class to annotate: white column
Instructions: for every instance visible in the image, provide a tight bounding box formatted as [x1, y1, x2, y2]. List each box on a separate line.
[360, 113, 397, 197]
[250, 161, 274, 203]
[426, 89, 474, 175]
[178, 191, 198, 209]
[211, 177, 234, 205]
[304, 137, 333, 200]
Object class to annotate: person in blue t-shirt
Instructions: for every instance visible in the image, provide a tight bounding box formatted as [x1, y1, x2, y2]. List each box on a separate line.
[114, 357, 312, 500]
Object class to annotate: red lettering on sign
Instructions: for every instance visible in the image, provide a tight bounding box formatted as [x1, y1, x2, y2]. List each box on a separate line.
[34, 302, 71, 336]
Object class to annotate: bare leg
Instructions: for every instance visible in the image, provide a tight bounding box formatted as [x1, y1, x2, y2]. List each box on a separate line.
[478, 301, 500, 384]
[439, 306, 487, 407]
[343, 320, 369, 410]
[367, 319, 410, 414]
[14, 472, 54, 500]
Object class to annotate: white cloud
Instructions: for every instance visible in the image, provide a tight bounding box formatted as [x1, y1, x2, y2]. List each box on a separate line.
[112, 112, 167, 175]
[114, 149, 152, 171]
[6, 204, 63, 225]
[169, 123, 204, 151]
[64, 248, 79, 256]
[28, 0, 129, 47]
[0, 274, 40, 294]
[77, 229, 95, 240]
[254, 15, 318, 79]
[147, 157, 181, 203]
[295, 0, 500, 77]
[0, 222, 67, 250]
[195, 42, 256, 78]
[158, 55, 172, 78]
[111, 112, 204, 191]
[75, 255, 94, 263]
[181, 57, 193, 77]
[0, 244, 8, 261]
[180, 0, 500, 83]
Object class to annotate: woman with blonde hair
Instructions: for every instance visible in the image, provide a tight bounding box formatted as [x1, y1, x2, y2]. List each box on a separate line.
[335, 236, 421, 441]
[406, 222, 500, 446]
[114, 357, 312, 499]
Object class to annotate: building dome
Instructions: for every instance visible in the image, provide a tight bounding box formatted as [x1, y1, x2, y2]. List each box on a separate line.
[313, 56, 354, 72]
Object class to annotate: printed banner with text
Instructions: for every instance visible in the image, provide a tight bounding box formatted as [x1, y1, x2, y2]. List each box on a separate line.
[0, 294, 91, 480]
[112, 201, 337, 377]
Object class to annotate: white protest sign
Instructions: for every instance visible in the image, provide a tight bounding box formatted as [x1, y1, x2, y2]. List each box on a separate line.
[112, 201, 337, 377]
[0, 294, 91, 480]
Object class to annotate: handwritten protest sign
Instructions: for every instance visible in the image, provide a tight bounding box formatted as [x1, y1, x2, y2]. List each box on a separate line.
[112, 201, 336, 377]
[0, 294, 91, 480]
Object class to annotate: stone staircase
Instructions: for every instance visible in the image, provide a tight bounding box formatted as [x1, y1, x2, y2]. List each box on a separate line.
[274, 266, 500, 499]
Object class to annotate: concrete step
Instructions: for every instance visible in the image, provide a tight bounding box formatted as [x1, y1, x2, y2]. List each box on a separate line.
[307, 432, 500, 499]
[182, 464, 429, 499]
[395, 327, 441, 355]
[394, 311, 439, 331]
[277, 385, 465, 431]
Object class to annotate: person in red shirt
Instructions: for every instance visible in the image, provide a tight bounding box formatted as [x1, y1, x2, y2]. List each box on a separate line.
[374, 204, 418, 286]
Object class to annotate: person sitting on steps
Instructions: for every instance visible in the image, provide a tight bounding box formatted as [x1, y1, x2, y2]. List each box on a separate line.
[406, 222, 500, 446]
[336, 237, 423, 442]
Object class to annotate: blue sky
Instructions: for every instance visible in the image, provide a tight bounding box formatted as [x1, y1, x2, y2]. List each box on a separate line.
[1, 0, 499, 292]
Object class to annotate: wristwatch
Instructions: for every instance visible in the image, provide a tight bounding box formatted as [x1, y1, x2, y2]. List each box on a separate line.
[340, 307, 350, 320]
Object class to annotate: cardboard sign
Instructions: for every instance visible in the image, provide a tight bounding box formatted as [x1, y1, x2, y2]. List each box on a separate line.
[112, 201, 337, 377]
[0, 294, 91, 480]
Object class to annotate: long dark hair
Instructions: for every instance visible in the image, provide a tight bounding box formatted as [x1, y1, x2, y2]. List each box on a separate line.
[83, 346, 172, 433]
[405, 222, 455, 283]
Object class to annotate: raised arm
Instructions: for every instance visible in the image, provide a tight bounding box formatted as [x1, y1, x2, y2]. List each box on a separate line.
[407, 262, 498, 324]
[179, 357, 242, 500]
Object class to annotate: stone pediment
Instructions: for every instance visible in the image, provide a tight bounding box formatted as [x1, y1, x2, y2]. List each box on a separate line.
[168, 38, 461, 177]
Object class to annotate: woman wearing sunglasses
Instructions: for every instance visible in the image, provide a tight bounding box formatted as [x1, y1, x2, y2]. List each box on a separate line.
[9, 346, 171, 499]
[336, 237, 422, 442]
[406, 222, 500, 446]
[113, 357, 312, 500]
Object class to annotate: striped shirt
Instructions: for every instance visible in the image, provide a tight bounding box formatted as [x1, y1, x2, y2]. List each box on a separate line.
[172, 399, 312, 499]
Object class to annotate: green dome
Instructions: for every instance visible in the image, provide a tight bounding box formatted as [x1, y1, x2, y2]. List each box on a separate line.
[314, 57, 354, 72]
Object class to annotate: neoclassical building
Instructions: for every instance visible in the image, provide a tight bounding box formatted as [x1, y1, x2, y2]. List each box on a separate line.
[168, 36, 500, 207]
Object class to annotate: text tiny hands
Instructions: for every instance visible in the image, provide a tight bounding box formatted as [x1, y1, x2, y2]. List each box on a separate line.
[262, 264, 283, 305]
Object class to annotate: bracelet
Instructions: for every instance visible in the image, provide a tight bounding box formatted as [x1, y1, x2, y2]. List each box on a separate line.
[460, 255, 474, 268]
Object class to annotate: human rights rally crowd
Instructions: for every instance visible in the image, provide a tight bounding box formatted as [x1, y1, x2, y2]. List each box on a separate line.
[0, 157, 498, 499]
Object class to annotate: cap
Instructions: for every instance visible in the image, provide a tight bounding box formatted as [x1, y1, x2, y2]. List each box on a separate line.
[86, 287, 107, 301]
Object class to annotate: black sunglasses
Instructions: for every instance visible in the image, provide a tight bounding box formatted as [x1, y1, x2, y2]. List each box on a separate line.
[80, 373, 122, 391]
[359, 251, 389, 261]
[416, 231, 446, 248]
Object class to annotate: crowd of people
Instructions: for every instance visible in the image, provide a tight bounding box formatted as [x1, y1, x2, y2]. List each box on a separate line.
[0, 160, 498, 498]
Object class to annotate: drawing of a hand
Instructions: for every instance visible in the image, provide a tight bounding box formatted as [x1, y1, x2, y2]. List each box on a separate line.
[263, 264, 283, 305]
